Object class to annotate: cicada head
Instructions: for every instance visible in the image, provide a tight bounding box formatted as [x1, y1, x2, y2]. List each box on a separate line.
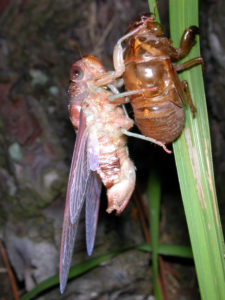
[127, 13, 164, 37]
[68, 60, 87, 102]
[70, 57, 105, 82]
[82, 56, 106, 78]
[132, 13, 155, 27]
[68, 56, 106, 102]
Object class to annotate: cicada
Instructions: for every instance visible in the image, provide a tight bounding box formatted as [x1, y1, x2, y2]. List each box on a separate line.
[59, 56, 136, 293]
[60, 18, 167, 293]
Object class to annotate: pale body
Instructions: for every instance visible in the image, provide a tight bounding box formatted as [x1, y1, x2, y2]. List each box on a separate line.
[60, 56, 135, 293]
[68, 57, 135, 214]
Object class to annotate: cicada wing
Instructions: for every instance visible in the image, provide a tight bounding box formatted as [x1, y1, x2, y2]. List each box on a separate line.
[85, 172, 102, 256]
[59, 201, 79, 294]
[60, 109, 90, 293]
[67, 110, 91, 224]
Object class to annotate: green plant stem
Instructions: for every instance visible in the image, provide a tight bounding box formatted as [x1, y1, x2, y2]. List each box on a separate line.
[148, 0, 160, 20]
[147, 170, 163, 300]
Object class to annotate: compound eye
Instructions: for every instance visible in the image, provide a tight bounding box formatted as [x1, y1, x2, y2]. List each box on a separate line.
[70, 66, 83, 81]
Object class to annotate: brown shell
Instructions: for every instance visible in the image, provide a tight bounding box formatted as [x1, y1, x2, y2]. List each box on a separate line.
[123, 14, 199, 144]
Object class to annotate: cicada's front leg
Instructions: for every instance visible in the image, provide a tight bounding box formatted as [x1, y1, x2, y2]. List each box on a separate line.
[169, 26, 200, 60]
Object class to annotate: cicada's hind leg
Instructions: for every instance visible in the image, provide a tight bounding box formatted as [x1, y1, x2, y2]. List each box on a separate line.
[182, 80, 197, 118]
[121, 129, 172, 154]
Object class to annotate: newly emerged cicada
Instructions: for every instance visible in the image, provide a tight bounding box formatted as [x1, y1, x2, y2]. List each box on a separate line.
[59, 56, 136, 293]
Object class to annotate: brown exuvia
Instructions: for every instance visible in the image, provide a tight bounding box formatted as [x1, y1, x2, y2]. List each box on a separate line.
[122, 13, 203, 145]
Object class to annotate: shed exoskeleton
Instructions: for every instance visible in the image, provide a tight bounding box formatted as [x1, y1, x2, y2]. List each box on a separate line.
[94, 13, 203, 149]
[122, 13, 203, 145]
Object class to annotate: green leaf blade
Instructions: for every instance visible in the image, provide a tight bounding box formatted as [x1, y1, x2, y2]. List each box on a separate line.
[169, 0, 225, 299]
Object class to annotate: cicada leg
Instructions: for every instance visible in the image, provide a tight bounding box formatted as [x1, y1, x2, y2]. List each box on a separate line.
[107, 83, 129, 116]
[175, 57, 204, 72]
[107, 85, 170, 153]
[94, 17, 152, 87]
[108, 87, 158, 102]
[169, 26, 200, 60]
[108, 87, 158, 118]
[172, 56, 203, 118]
[182, 80, 197, 118]
[121, 129, 172, 154]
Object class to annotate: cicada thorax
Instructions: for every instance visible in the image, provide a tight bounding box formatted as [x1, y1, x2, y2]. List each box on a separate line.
[123, 17, 186, 144]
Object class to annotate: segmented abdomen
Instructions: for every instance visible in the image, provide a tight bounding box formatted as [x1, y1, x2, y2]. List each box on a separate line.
[132, 90, 185, 144]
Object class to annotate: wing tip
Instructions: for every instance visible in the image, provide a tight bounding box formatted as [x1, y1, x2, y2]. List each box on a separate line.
[59, 277, 67, 294]
[86, 243, 94, 256]
[59, 248, 70, 294]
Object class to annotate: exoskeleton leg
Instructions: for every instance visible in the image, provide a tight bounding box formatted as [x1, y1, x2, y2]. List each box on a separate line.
[169, 26, 200, 60]
[182, 80, 197, 117]
[175, 57, 204, 72]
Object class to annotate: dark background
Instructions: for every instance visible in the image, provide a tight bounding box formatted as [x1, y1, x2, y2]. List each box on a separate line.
[0, 0, 224, 299]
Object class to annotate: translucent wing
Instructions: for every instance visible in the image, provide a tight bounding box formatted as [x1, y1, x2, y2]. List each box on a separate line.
[68, 110, 90, 224]
[60, 109, 101, 293]
[85, 172, 102, 256]
[59, 199, 79, 294]
[60, 110, 89, 293]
